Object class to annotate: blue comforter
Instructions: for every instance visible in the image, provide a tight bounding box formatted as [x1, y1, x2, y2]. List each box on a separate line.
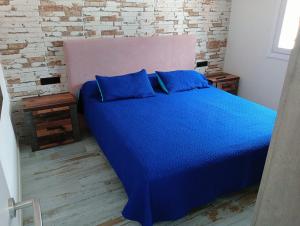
[80, 81, 276, 226]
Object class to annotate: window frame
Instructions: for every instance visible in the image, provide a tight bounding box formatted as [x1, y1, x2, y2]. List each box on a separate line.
[0, 85, 2, 117]
[269, 0, 292, 61]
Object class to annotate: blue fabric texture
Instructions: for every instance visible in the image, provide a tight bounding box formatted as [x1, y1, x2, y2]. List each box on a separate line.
[156, 70, 209, 93]
[95, 69, 155, 102]
[80, 81, 276, 226]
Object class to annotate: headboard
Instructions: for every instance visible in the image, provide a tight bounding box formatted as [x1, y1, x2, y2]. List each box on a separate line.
[64, 35, 197, 94]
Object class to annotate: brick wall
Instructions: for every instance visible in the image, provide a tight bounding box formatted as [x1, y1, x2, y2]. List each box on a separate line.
[0, 0, 231, 140]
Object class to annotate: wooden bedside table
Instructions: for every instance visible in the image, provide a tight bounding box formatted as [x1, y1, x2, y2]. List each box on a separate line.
[23, 92, 81, 151]
[206, 72, 240, 95]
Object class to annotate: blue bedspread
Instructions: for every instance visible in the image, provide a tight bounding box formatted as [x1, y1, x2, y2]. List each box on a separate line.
[80, 81, 276, 226]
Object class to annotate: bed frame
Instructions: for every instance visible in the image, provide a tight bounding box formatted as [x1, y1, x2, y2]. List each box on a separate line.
[64, 35, 197, 94]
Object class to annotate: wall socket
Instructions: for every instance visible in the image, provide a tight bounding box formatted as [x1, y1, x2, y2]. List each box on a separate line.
[196, 61, 208, 68]
[195, 61, 208, 75]
[40, 76, 61, 85]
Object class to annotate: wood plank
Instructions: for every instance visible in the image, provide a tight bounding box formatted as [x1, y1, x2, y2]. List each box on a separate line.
[32, 106, 70, 116]
[36, 118, 72, 130]
[36, 124, 72, 138]
[23, 92, 81, 151]
[23, 93, 76, 112]
[97, 216, 125, 226]
[206, 72, 240, 83]
[34, 110, 71, 125]
[38, 138, 75, 150]
[37, 132, 74, 146]
[206, 72, 239, 95]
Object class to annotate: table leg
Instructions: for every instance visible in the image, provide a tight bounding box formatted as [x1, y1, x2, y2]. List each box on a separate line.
[25, 111, 39, 151]
[70, 104, 81, 141]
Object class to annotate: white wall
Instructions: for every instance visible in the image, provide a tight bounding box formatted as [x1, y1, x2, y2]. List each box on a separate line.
[224, 0, 288, 109]
[0, 163, 19, 226]
[0, 64, 20, 201]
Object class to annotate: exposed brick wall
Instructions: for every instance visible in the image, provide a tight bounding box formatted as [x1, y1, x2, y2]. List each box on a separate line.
[0, 0, 231, 141]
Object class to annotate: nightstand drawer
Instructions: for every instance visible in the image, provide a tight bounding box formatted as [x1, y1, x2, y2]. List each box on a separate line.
[217, 81, 238, 91]
[38, 134, 74, 150]
[36, 119, 72, 138]
[33, 107, 71, 124]
[207, 72, 240, 95]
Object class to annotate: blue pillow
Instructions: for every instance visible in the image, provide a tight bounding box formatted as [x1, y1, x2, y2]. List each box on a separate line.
[80, 80, 100, 99]
[96, 69, 155, 102]
[156, 70, 209, 93]
[78, 80, 100, 113]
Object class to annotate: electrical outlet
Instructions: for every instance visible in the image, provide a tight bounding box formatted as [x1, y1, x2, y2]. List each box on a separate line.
[196, 61, 208, 68]
[196, 61, 208, 75]
[40, 76, 61, 85]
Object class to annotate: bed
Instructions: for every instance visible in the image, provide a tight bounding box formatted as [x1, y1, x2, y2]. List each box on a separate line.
[64, 35, 276, 226]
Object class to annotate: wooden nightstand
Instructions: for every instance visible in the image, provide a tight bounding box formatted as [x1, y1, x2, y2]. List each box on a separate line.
[206, 72, 240, 95]
[23, 92, 81, 151]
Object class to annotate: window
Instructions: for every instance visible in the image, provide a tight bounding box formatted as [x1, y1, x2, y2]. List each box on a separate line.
[271, 0, 300, 59]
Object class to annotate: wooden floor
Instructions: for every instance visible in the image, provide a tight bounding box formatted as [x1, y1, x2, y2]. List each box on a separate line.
[21, 134, 257, 226]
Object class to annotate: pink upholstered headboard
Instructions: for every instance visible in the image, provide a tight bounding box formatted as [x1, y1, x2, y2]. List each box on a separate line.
[64, 35, 196, 94]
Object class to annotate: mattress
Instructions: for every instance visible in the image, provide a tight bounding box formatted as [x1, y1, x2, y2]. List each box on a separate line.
[80, 81, 276, 226]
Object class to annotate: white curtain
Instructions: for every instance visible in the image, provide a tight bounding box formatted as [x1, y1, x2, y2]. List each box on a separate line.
[252, 29, 300, 225]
